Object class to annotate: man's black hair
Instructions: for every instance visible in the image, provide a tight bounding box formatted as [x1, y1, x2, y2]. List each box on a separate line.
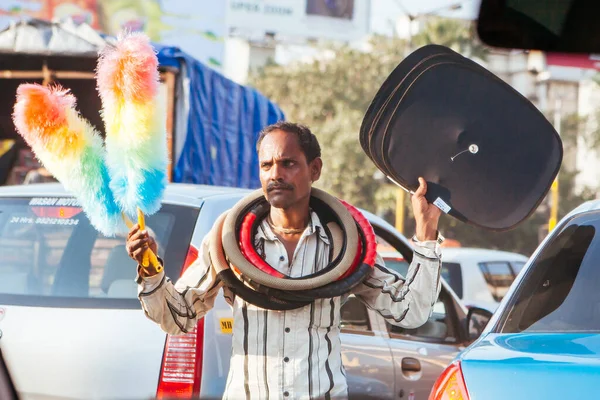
[256, 121, 322, 163]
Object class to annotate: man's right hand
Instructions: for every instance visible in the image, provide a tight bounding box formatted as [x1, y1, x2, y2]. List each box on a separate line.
[126, 224, 158, 266]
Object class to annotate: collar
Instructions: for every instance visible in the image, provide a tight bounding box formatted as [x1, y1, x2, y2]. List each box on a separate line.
[255, 210, 331, 245]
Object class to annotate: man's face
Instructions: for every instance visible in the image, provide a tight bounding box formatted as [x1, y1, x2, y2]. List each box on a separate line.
[258, 129, 322, 210]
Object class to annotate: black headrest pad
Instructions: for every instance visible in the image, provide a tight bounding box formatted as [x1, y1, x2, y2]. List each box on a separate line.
[361, 45, 562, 231]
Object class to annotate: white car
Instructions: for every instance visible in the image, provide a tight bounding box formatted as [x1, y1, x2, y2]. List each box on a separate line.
[439, 247, 528, 312]
[0, 183, 473, 400]
[380, 245, 527, 313]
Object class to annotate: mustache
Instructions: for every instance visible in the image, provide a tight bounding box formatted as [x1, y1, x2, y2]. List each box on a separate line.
[267, 182, 294, 192]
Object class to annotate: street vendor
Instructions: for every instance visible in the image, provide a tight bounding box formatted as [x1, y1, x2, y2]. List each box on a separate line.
[126, 121, 443, 399]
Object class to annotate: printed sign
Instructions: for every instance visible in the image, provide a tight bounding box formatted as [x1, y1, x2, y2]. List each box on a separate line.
[220, 318, 234, 334]
[29, 197, 80, 207]
[433, 197, 452, 214]
[10, 216, 80, 226]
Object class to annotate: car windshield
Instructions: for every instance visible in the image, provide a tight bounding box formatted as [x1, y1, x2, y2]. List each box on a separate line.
[0, 197, 199, 308]
[511, 261, 526, 274]
[478, 261, 516, 302]
[500, 210, 600, 333]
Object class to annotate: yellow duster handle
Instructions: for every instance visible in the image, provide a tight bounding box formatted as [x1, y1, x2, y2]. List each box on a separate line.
[137, 208, 150, 267]
[136, 208, 163, 273]
[122, 210, 163, 274]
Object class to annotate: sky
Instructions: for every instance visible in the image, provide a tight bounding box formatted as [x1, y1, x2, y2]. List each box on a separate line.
[274, 0, 480, 65]
[370, 0, 480, 35]
[0, 0, 482, 69]
[0, 0, 480, 39]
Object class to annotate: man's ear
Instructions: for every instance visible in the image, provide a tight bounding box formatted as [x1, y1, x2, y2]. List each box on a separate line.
[310, 157, 323, 182]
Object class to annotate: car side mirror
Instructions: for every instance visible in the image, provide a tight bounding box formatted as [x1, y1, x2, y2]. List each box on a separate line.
[466, 307, 493, 342]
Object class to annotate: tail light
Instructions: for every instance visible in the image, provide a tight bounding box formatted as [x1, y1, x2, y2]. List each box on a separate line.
[429, 362, 470, 400]
[156, 245, 203, 399]
[181, 245, 199, 275]
[156, 320, 205, 399]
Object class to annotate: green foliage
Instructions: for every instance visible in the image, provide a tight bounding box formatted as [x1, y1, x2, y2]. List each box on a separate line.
[412, 18, 489, 60]
[250, 35, 409, 210]
[250, 22, 595, 256]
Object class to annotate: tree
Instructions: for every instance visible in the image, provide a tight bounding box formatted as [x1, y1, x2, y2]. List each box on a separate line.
[412, 18, 489, 61]
[250, 24, 594, 256]
[250, 36, 410, 211]
[251, 18, 490, 214]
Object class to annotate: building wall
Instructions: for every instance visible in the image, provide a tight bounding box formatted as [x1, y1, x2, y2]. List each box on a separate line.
[224, 18, 600, 195]
[484, 49, 600, 195]
[575, 79, 600, 192]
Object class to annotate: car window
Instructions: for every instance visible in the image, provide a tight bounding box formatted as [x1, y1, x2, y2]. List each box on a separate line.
[441, 262, 463, 299]
[501, 211, 600, 333]
[341, 295, 372, 334]
[373, 227, 461, 343]
[386, 288, 458, 343]
[0, 197, 199, 308]
[478, 261, 516, 302]
[511, 261, 526, 274]
[377, 235, 409, 277]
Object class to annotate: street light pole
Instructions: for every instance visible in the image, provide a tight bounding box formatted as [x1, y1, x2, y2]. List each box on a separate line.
[395, 189, 406, 232]
[549, 98, 562, 232]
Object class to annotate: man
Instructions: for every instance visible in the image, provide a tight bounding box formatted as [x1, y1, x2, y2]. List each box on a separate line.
[127, 122, 442, 399]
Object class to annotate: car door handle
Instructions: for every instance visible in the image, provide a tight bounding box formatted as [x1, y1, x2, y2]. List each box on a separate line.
[401, 357, 421, 373]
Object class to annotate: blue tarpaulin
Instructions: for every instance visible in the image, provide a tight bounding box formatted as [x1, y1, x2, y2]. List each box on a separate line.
[156, 46, 285, 189]
[0, 19, 284, 188]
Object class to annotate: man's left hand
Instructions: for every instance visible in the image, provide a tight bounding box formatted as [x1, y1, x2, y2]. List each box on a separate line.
[411, 177, 442, 242]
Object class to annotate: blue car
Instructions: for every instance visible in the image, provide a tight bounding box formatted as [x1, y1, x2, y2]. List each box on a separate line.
[429, 199, 600, 400]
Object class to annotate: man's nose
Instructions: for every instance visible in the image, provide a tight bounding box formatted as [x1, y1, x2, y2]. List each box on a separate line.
[270, 163, 283, 180]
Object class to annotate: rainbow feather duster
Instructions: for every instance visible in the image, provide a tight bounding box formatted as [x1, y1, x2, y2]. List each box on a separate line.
[12, 84, 124, 236]
[96, 32, 168, 218]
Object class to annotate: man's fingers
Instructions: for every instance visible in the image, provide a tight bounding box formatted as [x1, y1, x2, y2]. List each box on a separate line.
[126, 223, 157, 262]
[132, 247, 147, 260]
[131, 237, 149, 249]
[148, 236, 158, 250]
[128, 230, 148, 244]
[127, 224, 139, 239]
[127, 224, 140, 240]
[414, 177, 427, 198]
[128, 238, 149, 254]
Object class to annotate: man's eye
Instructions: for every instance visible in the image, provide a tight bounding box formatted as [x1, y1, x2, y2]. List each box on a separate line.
[284, 161, 294, 167]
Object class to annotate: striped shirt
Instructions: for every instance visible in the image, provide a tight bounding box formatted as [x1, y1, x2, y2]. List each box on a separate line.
[137, 211, 442, 400]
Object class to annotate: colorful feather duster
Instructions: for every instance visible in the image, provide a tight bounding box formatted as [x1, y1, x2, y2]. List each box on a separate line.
[12, 84, 124, 236]
[96, 32, 168, 218]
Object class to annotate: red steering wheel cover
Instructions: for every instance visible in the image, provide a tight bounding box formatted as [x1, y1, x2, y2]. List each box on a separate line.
[238, 200, 377, 280]
[337, 200, 377, 280]
[239, 212, 286, 278]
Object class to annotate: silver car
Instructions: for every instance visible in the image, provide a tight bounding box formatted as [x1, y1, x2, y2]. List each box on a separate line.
[0, 183, 470, 400]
